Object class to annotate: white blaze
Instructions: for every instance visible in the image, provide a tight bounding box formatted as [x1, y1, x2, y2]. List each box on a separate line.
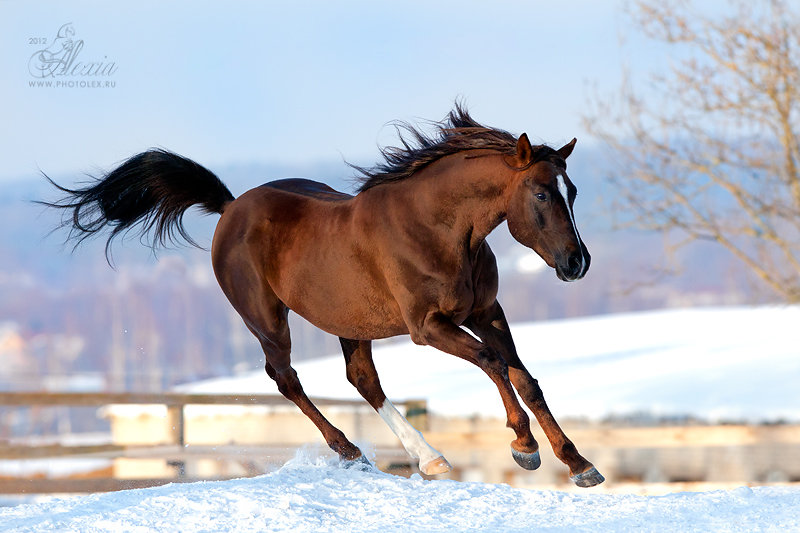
[556, 173, 586, 277]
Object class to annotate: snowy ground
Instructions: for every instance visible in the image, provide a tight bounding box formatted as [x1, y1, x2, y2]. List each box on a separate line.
[1, 452, 798, 532]
[4, 307, 798, 530]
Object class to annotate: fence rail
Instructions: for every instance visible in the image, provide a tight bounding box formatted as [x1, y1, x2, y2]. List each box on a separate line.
[0, 391, 368, 407]
[0, 391, 426, 494]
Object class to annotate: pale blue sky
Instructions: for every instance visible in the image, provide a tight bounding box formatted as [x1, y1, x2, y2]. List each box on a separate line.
[0, 0, 664, 183]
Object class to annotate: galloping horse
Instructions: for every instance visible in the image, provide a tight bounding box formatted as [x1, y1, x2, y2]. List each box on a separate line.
[44, 105, 603, 487]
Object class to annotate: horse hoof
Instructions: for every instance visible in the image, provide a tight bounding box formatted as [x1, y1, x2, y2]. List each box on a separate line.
[511, 447, 541, 470]
[570, 466, 605, 487]
[420, 456, 451, 475]
[342, 454, 374, 472]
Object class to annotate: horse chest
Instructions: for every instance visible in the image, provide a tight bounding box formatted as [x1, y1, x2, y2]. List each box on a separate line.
[396, 258, 477, 323]
[436, 272, 476, 323]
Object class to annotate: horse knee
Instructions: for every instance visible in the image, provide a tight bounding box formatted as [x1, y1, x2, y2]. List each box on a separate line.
[408, 329, 429, 346]
[477, 350, 509, 378]
[273, 368, 302, 398]
[507, 408, 531, 434]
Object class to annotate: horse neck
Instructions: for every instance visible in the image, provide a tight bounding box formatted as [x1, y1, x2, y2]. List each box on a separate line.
[406, 151, 513, 250]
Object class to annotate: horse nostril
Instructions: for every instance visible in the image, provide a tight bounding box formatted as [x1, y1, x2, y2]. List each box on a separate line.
[568, 253, 582, 274]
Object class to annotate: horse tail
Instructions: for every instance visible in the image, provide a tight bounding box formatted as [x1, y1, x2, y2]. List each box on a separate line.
[41, 149, 235, 260]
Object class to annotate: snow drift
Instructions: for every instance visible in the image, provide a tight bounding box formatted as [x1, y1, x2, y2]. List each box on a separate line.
[1, 453, 798, 532]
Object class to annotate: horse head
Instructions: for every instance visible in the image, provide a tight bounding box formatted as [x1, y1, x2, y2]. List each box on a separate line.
[504, 134, 590, 282]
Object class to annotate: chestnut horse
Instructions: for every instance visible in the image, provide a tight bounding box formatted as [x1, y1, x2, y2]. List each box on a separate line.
[44, 105, 603, 487]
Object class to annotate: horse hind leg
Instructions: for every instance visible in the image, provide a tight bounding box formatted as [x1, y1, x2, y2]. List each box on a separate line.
[241, 301, 365, 463]
[214, 244, 365, 464]
[263, 347, 364, 462]
[339, 338, 451, 475]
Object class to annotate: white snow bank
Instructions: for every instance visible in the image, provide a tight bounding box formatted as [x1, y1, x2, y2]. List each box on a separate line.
[179, 306, 800, 422]
[0, 453, 798, 532]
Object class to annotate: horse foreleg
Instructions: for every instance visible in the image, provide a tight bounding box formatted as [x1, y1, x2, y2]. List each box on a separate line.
[339, 338, 450, 475]
[465, 301, 604, 487]
[411, 312, 540, 464]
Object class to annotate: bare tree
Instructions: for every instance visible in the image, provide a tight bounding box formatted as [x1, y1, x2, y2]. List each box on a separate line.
[586, 0, 800, 302]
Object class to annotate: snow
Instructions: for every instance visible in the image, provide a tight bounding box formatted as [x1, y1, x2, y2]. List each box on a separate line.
[178, 306, 800, 422]
[1, 452, 798, 532]
[3, 307, 798, 531]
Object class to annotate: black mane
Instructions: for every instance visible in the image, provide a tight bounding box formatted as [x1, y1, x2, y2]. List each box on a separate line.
[353, 103, 562, 192]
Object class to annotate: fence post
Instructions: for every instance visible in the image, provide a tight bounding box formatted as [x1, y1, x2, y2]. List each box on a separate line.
[167, 403, 186, 478]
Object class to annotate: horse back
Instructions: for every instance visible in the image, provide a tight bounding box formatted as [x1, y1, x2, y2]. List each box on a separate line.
[263, 178, 353, 201]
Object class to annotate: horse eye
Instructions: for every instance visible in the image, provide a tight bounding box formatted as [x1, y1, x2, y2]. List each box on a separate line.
[534, 193, 547, 202]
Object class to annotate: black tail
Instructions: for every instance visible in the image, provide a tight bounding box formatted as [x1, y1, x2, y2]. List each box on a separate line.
[40, 149, 235, 260]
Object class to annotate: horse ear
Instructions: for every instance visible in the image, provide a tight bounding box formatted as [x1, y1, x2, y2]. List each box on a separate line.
[505, 133, 533, 168]
[517, 133, 533, 162]
[557, 138, 577, 160]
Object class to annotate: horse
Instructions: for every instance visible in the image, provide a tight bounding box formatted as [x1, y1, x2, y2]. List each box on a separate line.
[42, 104, 604, 487]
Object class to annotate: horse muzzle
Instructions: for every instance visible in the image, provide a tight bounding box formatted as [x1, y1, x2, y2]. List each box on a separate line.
[555, 248, 591, 282]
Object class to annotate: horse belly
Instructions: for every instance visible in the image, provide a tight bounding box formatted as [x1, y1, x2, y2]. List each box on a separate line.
[265, 230, 407, 340]
[281, 272, 408, 340]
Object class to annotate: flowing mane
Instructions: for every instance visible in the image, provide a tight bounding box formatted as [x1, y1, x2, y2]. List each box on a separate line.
[353, 103, 563, 192]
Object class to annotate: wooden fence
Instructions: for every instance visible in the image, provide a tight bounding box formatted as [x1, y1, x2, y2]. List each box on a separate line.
[0, 392, 425, 494]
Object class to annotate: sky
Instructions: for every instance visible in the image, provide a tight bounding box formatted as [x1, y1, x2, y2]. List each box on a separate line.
[0, 0, 657, 184]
